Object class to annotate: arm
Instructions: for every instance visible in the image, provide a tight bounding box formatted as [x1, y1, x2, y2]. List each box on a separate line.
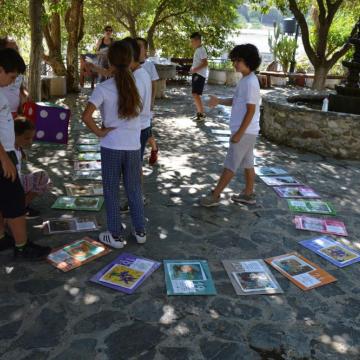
[0, 143, 17, 182]
[230, 104, 256, 143]
[95, 38, 102, 52]
[191, 58, 208, 73]
[208, 95, 233, 107]
[82, 103, 114, 137]
[89, 63, 112, 77]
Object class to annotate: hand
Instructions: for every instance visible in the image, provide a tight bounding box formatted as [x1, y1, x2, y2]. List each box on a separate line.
[231, 132, 242, 143]
[0, 154, 17, 182]
[208, 95, 219, 108]
[95, 127, 115, 138]
[189, 67, 194, 74]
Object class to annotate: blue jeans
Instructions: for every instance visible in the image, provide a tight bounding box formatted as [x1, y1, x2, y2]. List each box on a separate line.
[101, 146, 145, 236]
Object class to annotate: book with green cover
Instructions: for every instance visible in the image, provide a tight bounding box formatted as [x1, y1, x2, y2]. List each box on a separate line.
[287, 199, 336, 215]
[78, 152, 101, 161]
[51, 196, 104, 211]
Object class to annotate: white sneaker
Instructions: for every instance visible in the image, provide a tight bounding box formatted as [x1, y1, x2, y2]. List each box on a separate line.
[133, 231, 147, 244]
[99, 231, 126, 249]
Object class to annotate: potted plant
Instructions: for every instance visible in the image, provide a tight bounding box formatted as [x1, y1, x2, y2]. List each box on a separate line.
[276, 35, 298, 87]
[294, 62, 307, 87]
[208, 61, 227, 85]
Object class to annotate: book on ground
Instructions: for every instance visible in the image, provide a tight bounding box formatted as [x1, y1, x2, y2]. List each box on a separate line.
[274, 186, 320, 199]
[164, 260, 216, 295]
[91, 253, 160, 294]
[288, 199, 336, 215]
[78, 152, 101, 161]
[47, 237, 110, 272]
[255, 167, 288, 176]
[265, 252, 336, 291]
[65, 184, 103, 196]
[44, 216, 99, 234]
[294, 216, 347, 236]
[222, 259, 283, 295]
[260, 176, 302, 186]
[77, 144, 101, 152]
[300, 236, 360, 268]
[74, 161, 101, 171]
[211, 129, 231, 135]
[77, 138, 99, 145]
[51, 196, 104, 211]
[73, 170, 102, 181]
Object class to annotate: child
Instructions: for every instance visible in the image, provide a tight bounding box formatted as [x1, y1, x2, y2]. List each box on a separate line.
[200, 44, 261, 207]
[190, 32, 208, 122]
[0, 48, 51, 259]
[136, 37, 159, 165]
[82, 40, 146, 248]
[14, 118, 52, 218]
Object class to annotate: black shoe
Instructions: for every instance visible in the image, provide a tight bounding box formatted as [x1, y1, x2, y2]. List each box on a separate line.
[0, 233, 15, 252]
[196, 113, 206, 122]
[14, 241, 51, 261]
[25, 207, 41, 219]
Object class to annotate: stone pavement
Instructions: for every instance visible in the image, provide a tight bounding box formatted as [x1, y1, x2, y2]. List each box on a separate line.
[1, 84, 360, 360]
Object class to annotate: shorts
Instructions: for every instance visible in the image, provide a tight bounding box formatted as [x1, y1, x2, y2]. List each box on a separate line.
[224, 134, 257, 173]
[0, 173, 26, 219]
[192, 74, 206, 95]
[140, 127, 151, 161]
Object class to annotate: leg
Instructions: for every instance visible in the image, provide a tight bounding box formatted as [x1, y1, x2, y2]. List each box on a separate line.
[6, 216, 27, 246]
[213, 168, 235, 198]
[101, 147, 123, 237]
[192, 93, 204, 114]
[244, 168, 256, 195]
[25, 192, 38, 207]
[148, 135, 157, 151]
[123, 150, 145, 233]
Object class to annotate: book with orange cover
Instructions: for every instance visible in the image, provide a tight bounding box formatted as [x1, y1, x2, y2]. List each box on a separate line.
[265, 252, 336, 291]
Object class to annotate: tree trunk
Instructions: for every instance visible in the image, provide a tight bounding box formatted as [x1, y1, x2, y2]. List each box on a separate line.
[312, 64, 330, 90]
[147, 28, 156, 56]
[65, 0, 84, 92]
[29, 0, 44, 101]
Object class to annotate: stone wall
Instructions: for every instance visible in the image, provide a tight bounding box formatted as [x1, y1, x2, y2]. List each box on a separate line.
[261, 92, 360, 159]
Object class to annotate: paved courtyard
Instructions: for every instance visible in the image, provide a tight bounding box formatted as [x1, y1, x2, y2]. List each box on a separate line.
[1, 84, 360, 360]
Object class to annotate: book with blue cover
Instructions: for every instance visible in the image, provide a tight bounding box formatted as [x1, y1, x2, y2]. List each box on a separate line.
[300, 236, 360, 268]
[164, 260, 216, 295]
[255, 167, 288, 176]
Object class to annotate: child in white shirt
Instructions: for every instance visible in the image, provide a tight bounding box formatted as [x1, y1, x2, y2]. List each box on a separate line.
[82, 40, 146, 248]
[200, 44, 261, 207]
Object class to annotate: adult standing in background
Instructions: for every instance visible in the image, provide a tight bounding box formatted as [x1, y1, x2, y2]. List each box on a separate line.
[95, 26, 114, 82]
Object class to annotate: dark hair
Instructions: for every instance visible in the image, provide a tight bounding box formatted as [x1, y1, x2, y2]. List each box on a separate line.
[229, 44, 261, 71]
[14, 118, 35, 135]
[190, 32, 202, 40]
[104, 25, 113, 32]
[107, 40, 142, 119]
[0, 37, 8, 50]
[0, 48, 26, 73]
[122, 37, 140, 63]
[136, 37, 148, 49]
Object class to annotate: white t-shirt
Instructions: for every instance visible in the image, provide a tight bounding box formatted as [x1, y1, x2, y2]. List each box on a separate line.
[192, 46, 208, 79]
[0, 89, 15, 152]
[89, 78, 141, 151]
[142, 60, 160, 81]
[1, 75, 24, 113]
[230, 72, 260, 135]
[133, 67, 152, 130]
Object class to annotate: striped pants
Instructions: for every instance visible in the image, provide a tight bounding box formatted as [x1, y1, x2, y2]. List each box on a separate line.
[101, 146, 145, 237]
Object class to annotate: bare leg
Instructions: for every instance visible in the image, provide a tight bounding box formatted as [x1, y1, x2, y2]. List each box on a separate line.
[6, 216, 27, 246]
[213, 168, 235, 198]
[244, 168, 255, 195]
[148, 136, 157, 151]
[192, 94, 204, 114]
[25, 192, 38, 207]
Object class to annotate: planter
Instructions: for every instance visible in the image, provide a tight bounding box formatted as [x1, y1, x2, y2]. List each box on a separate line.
[270, 75, 287, 86]
[325, 78, 342, 89]
[295, 74, 306, 87]
[154, 64, 176, 80]
[225, 71, 242, 86]
[208, 69, 227, 85]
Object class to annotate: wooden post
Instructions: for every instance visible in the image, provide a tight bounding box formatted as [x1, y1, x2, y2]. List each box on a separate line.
[29, 0, 44, 101]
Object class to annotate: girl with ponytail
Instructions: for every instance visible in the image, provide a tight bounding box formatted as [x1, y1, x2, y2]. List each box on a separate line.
[82, 40, 146, 248]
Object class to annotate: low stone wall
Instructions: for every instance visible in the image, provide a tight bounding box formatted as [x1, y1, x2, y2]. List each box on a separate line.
[261, 91, 360, 159]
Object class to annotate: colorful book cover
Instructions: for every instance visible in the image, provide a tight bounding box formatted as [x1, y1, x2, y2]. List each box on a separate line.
[273, 186, 320, 199]
[47, 237, 110, 272]
[265, 252, 337, 291]
[164, 260, 217, 295]
[73, 170, 102, 181]
[51, 196, 104, 211]
[77, 138, 99, 145]
[222, 259, 283, 295]
[90, 253, 161, 294]
[65, 184, 103, 196]
[288, 199, 336, 215]
[74, 161, 101, 171]
[260, 176, 302, 186]
[255, 167, 288, 176]
[44, 216, 99, 234]
[294, 216, 348, 236]
[78, 152, 101, 161]
[77, 144, 101, 152]
[299, 236, 360, 268]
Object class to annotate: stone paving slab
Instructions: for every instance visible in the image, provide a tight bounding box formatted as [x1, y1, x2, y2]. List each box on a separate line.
[0, 84, 360, 359]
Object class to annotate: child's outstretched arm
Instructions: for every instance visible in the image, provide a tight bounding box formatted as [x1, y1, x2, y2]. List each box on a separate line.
[82, 103, 114, 138]
[231, 103, 256, 143]
[208, 95, 233, 108]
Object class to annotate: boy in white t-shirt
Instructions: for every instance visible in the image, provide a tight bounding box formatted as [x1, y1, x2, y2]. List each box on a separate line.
[200, 44, 261, 207]
[190, 32, 208, 122]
